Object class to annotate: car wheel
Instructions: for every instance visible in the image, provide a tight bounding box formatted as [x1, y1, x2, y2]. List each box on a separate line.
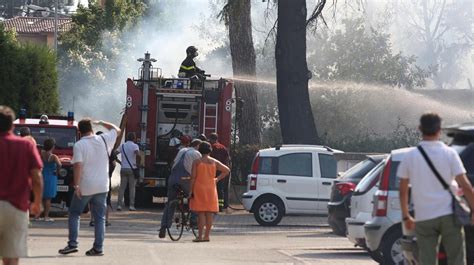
[367, 249, 383, 263]
[328, 215, 346, 236]
[253, 197, 284, 226]
[380, 228, 407, 265]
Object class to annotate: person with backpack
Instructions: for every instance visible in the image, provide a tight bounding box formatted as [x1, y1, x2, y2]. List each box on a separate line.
[90, 131, 119, 227]
[58, 119, 120, 256]
[398, 113, 474, 265]
[117, 132, 141, 211]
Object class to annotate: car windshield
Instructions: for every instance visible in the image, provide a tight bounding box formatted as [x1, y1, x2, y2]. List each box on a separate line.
[339, 158, 376, 181]
[354, 160, 385, 195]
[14, 126, 77, 150]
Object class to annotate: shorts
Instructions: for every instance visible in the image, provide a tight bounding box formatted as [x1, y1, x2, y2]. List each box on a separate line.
[0, 200, 29, 258]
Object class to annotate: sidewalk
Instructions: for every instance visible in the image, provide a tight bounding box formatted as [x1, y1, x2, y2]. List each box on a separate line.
[23, 208, 373, 265]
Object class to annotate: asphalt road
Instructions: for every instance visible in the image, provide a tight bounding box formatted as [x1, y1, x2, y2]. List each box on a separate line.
[23, 207, 377, 265]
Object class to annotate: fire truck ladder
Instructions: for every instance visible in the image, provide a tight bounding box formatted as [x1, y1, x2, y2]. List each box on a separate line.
[203, 102, 218, 136]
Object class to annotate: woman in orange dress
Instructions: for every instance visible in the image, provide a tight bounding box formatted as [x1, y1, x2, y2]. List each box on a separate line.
[189, 141, 230, 242]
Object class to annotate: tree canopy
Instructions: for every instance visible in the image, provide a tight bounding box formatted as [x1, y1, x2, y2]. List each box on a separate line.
[57, 0, 145, 115]
[308, 17, 427, 89]
[0, 25, 59, 115]
[391, 0, 472, 89]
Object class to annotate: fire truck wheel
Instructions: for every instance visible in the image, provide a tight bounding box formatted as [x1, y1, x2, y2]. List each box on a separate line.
[134, 187, 154, 208]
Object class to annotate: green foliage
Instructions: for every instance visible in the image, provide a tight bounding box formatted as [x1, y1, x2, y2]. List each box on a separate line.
[230, 144, 266, 183]
[0, 25, 59, 115]
[60, 1, 144, 51]
[308, 17, 427, 89]
[320, 119, 420, 153]
[391, 0, 472, 89]
[0, 26, 21, 109]
[256, 82, 471, 153]
[57, 0, 145, 111]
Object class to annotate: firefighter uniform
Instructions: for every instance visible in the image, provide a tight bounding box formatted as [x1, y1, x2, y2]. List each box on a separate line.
[210, 139, 230, 211]
[178, 56, 202, 78]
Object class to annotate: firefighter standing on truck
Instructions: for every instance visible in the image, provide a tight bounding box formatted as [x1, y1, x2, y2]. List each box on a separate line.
[178, 46, 205, 80]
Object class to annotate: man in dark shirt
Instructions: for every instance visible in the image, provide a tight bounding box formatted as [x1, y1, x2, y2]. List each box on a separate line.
[178, 46, 205, 80]
[0, 105, 43, 265]
[209, 133, 230, 212]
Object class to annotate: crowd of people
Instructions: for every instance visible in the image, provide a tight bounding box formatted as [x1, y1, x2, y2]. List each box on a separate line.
[0, 105, 231, 264]
[4, 101, 471, 265]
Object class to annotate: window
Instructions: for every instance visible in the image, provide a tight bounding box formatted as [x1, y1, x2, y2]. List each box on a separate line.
[277, 153, 312, 177]
[258, 157, 274, 174]
[340, 159, 377, 181]
[319, 154, 337, 179]
[354, 161, 385, 195]
[14, 126, 77, 150]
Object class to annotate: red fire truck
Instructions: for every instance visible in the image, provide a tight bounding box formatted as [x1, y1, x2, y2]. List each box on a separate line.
[13, 110, 78, 208]
[125, 52, 233, 206]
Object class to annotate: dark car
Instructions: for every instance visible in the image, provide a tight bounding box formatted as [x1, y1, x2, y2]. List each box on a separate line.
[328, 155, 387, 236]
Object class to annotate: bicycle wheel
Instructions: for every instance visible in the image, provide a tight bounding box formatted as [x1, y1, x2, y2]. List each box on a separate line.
[191, 225, 198, 238]
[186, 211, 199, 238]
[167, 200, 184, 241]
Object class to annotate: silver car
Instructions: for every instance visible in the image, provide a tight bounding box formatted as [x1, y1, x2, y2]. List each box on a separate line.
[364, 148, 411, 265]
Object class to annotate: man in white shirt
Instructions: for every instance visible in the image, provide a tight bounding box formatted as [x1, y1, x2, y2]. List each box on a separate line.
[59, 119, 120, 256]
[117, 132, 141, 211]
[398, 113, 474, 265]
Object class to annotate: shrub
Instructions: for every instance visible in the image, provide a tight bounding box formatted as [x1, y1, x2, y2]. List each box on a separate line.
[0, 25, 59, 114]
[230, 144, 266, 185]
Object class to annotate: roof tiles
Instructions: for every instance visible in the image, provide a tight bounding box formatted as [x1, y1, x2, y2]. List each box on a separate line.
[3, 16, 72, 34]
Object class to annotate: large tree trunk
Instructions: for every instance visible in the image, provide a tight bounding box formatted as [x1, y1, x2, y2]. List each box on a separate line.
[275, 0, 320, 144]
[227, 0, 261, 145]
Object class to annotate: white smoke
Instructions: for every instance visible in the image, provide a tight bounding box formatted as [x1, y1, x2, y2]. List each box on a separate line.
[63, 0, 226, 121]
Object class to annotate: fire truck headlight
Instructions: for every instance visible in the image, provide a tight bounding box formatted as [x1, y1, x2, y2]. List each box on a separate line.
[58, 168, 68, 177]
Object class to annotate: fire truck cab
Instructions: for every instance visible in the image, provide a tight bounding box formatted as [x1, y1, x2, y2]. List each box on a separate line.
[125, 52, 233, 206]
[13, 110, 78, 208]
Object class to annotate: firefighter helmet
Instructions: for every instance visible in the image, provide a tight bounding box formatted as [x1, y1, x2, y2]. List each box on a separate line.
[186, 46, 198, 57]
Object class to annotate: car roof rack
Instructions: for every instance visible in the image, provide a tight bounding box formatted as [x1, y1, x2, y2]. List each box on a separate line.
[274, 144, 334, 152]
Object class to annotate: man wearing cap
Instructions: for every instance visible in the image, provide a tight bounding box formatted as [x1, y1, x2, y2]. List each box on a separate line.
[198, 134, 207, 141]
[159, 139, 202, 238]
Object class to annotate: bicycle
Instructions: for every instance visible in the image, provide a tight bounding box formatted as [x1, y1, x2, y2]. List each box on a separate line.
[167, 184, 198, 241]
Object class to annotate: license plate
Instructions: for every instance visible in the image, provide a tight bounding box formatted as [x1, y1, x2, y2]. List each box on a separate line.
[57, 185, 69, 192]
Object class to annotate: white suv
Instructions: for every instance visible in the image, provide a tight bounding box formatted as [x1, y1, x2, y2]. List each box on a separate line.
[241, 145, 343, 226]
